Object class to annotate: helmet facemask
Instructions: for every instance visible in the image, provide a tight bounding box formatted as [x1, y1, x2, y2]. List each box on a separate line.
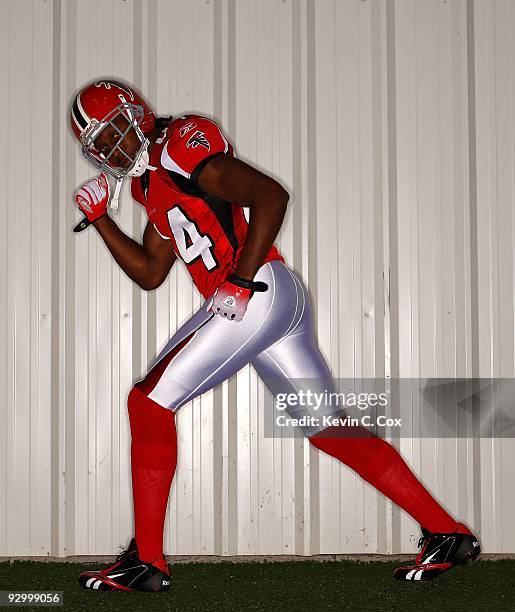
[80, 103, 151, 180]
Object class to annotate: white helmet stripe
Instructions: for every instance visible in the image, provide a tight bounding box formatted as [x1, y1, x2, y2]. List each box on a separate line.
[71, 109, 84, 132]
[72, 92, 91, 134]
[76, 93, 90, 125]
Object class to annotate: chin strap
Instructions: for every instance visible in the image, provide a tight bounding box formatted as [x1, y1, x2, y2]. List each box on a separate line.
[109, 178, 123, 212]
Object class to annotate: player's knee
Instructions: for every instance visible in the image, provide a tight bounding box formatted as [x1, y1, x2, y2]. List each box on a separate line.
[281, 401, 345, 438]
[128, 385, 171, 413]
[128, 386, 176, 445]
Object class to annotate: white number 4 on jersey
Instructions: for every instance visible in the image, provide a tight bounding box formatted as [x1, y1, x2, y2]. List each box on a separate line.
[167, 207, 216, 270]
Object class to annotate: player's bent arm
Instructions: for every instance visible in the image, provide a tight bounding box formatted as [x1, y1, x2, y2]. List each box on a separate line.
[197, 154, 289, 281]
[93, 216, 176, 290]
[141, 221, 177, 289]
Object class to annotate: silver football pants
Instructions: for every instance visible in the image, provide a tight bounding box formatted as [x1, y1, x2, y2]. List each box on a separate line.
[135, 260, 342, 436]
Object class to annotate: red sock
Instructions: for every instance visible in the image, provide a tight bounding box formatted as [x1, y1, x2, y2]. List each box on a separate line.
[309, 425, 467, 534]
[128, 387, 177, 574]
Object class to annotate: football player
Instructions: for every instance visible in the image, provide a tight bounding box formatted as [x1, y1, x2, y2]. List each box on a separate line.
[71, 80, 480, 592]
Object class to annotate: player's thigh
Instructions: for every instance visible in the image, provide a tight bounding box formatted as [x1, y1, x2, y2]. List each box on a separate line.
[251, 297, 343, 436]
[252, 266, 333, 384]
[252, 328, 334, 384]
[135, 261, 299, 410]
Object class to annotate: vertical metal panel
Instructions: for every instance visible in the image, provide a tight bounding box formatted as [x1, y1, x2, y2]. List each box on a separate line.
[0, 0, 55, 557]
[1, 0, 515, 558]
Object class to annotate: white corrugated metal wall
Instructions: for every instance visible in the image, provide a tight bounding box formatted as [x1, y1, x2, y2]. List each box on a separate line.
[1, 0, 514, 558]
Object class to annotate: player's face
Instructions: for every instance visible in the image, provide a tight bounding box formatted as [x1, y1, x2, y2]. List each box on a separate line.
[93, 114, 141, 169]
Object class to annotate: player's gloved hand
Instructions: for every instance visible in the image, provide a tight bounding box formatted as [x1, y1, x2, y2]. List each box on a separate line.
[74, 172, 110, 223]
[210, 273, 268, 322]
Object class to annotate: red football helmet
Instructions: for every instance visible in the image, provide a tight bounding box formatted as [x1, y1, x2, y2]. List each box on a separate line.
[70, 79, 156, 180]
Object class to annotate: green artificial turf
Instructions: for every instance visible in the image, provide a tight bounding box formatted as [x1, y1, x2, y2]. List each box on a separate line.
[0, 559, 513, 611]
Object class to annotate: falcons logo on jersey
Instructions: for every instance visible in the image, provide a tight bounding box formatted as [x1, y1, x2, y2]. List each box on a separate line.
[186, 130, 211, 151]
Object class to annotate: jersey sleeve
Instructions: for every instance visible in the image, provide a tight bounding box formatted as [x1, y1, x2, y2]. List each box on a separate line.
[160, 115, 232, 184]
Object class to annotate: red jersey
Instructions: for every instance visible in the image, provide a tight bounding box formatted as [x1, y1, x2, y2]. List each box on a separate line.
[131, 114, 284, 299]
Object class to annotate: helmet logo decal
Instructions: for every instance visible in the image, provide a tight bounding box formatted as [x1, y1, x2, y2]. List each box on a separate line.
[94, 80, 135, 101]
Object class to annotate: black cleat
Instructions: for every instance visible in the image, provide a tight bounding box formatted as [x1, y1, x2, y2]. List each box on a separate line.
[394, 523, 481, 581]
[78, 538, 171, 592]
